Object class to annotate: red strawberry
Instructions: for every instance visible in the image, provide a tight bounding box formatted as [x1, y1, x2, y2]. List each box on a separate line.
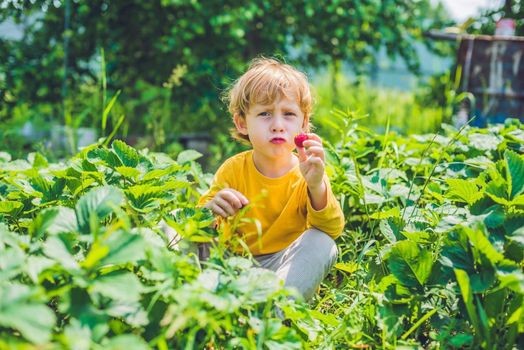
[294, 133, 308, 148]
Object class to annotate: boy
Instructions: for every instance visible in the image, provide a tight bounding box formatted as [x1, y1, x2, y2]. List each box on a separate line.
[198, 57, 344, 301]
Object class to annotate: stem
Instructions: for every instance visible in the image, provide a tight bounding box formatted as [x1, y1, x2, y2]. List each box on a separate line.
[401, 132, 438, 223]
[407, 119, 473, 224]
[401, 308, 438, 340]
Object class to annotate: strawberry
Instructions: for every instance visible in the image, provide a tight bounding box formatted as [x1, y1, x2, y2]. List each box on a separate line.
[294, 133, 308, 148]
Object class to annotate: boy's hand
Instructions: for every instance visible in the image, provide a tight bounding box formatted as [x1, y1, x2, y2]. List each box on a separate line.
[296, 133, 325, 189]
[204, 188, 249, 218]
[297, 133, 328, 210]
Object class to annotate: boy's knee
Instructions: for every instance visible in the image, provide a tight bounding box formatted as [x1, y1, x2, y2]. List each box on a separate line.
[302, 228, 338, 267]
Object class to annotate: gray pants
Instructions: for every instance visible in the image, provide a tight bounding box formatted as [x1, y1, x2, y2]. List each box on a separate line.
[254, 228, 338, 301]
[160, 221, 338, 301]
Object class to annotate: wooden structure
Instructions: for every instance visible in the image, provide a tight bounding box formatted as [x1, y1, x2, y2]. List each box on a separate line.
[427, 31, 524, 126]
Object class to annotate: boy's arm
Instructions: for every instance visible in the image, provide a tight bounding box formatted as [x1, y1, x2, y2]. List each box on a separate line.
[306, 176, 345, 239]
[307, 180, 327, 211]
[297, 133, 344, 238]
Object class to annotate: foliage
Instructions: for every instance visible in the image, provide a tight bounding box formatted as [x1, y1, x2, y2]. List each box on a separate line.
[0, 141, 321, 348]
[322, 116, 524, 348]
[313, 73, 444, 140]
[1, 117, 523, 348]
[471, 0, 524, 36]
[0, 0, 448, 138]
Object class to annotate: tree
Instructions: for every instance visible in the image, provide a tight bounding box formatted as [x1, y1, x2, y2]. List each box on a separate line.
[471, 0, 523, 36]
[0, 0, 447, 142]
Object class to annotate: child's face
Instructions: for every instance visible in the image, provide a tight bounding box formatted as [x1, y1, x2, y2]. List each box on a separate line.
[234, 94, 308, 160]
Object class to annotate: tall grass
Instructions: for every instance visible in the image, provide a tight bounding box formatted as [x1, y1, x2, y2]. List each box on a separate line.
[312, 73, 444, 142]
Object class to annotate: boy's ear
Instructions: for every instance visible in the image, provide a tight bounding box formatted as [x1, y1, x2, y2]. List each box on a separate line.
[233, 113, 248, 135]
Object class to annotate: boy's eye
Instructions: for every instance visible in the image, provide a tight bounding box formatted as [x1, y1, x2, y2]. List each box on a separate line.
[258, 112, 270, 117]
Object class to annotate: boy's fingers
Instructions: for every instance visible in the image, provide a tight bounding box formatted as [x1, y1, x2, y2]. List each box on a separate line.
[305, 133, 322, 144]
[229, 188, 249, 206]
[215, 196, 236, 216]
[297, 145, 308, 162]
[305, 146, 325, 160]
[212, 205, 228, 218]
[308, 156, 325, 168]
[302, 139, 322, 149]
[222, 190, 244, 209]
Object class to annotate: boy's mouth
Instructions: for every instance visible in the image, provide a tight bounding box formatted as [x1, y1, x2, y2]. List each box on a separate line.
[270, 137, 286, 144]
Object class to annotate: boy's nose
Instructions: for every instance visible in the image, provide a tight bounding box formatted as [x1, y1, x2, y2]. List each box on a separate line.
[271, 116, 285, 132]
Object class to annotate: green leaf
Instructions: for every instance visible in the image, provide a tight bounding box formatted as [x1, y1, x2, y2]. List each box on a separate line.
[32, 152, 49, 168]
[90, 271, 143, 302]
[463, 226, 504, 266]
[469, 133, 501, 151]
[99, 231, 145, 266]
[445, 179, 482, 205]
[0, 284, 56, 344]
[32, 207, 78, 237]
[379, 218, 400, 243]
[87, 148, 123, 168]
[454, 269, 481, 339]
[485, 179, 510, 205]
[370, 207, 400, 220]
[441, 230, 475, 272]
[142, 164, 182, 181]
[0, 224, 22, 249]
[0, 246, 25, 280]
[75, 186, 124, 234]
[507, 226, 524, 248]
[177, 149, 202, 164]
[102, 90, 122, 131]
[26, 256, 55, 283]
[29, 175, 50, 196]
[112, 140, 139, 168]
[0, 201, 23, 216]
[450, 333, 474, 347]
[115, 166, 141, 179]
[510, 194, 524, 206]
[103, 335, 149, 350]
[334, 262, 358, 274]
[81, 241, 110, 270]
[481, 205, 505, 228]
[497, 266, 524, 294]
[0, 151, 11, 162]
[125, 184, 170, 211]
[80, 159, 98, 172]
[401, 231, 432, 244]
[388, 240, 433, 288]
[43, 237, 80, 270]
[63, 319, 91, 350]
[505, 150, 524, 199]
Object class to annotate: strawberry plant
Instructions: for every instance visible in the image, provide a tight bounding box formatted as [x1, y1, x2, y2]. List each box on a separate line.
[0, 141, 316, 349]
[321, 117, 524, 348]
[1, 118, 523, 349]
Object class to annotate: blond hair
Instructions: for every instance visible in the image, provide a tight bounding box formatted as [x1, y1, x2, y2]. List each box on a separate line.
[223, 57, 314, 144]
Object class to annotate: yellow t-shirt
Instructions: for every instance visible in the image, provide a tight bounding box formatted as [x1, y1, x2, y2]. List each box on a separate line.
[198, 150, 345, 255]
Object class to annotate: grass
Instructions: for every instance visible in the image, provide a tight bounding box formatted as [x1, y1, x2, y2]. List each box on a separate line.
[312, 73, 445, 142]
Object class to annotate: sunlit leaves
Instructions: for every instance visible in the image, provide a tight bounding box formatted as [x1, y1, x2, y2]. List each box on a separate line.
[445, 178, 482, 205]
[505, 150, 524, 199]
[388, 240, 433, 288]
[0, 283, 56, 344]
[112, 140, 139, 168]
[75, 186, 124, 234]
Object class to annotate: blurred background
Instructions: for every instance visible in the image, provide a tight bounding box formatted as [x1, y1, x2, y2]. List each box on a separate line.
[1, 0, 523, 169]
